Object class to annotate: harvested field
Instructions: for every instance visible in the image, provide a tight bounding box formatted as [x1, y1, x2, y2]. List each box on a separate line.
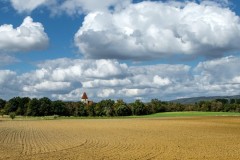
[0, 117, 240, 160]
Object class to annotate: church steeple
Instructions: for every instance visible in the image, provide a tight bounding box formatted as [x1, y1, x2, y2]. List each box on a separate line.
[81, 92, 88, 100]
[81, 92, 88, 104]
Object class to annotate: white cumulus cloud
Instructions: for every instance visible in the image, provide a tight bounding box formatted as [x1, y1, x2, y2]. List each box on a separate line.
[82, 79, 131, 88]
[98, 89, 115, 98]
[194, 56, 240, 83]
[0, 54, 19, 66]
[0, 70, 16, 85]
[75, 1, 240, 60]
[23, 81, 72, 93]
[10, 0, 56, 13]
[232, 76, 240, 83]
[57, 0, 131, 15]
[0, 16, 49, 52]
[1, 56, 240, 101]
[153, 75, 172, 86]
[10, 0, 131, 15]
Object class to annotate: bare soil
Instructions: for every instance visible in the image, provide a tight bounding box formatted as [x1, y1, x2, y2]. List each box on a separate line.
[0, 117, 239, 160]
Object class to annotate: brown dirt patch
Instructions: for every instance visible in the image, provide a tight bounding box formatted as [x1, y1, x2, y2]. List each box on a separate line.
[0, 117, 239, 160]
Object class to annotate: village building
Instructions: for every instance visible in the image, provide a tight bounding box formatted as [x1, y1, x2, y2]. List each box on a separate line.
[81, 92, 93, 106]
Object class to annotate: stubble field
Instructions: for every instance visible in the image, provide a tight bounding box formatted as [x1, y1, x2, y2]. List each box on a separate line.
[0, 116, 240, 160]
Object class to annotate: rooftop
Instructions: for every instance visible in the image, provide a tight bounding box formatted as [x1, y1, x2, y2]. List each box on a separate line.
[81, 92, 88, 99]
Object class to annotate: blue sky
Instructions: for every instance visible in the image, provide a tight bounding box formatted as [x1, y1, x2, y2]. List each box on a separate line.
[0, 0, 240, 102]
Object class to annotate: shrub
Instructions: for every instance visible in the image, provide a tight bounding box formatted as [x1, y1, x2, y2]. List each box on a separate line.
[53, 115, 59, 119]
[0, 109, 4, 117]
[9, 112, 16, 120]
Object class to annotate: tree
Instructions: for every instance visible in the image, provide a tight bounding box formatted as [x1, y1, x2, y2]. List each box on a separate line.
[76, 102, 87, 116]
[4, 97, 20, 114]
[216, 99, 228, 105]
[114, 99, 132, 116]
[64, 102, 76, 116]
[116, 105, 132, 116]
[230, 99, 236, 104]
[0, 99, 6, 109]
[175, 103, 185, 111]
[85, 103, 96, 116]
[95, 99, 115, 116]
[26, 98, 40, 116]
[16, 97, 30, 115]
[211, 101, 223, 112]
[130, 100, 148, 115]
[22, 97, 31, 115]
[52, 100, 68, 116]
[64, 102, 87, 117]
[236, 99, 240, 104]
[236, 105, 240, 112]
[197, 101, 211, 111]
[39, 97, 52, 116]
[149, 99, 166, 113]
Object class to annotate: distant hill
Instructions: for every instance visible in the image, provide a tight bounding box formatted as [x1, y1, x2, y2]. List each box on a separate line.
[170, 95, 240, 104]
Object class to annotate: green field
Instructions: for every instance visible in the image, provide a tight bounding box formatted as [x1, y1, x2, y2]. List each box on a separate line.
[132, 111, 240, 118]
[1, 111, 240, 121]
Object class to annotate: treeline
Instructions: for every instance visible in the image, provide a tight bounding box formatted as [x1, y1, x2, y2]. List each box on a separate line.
[0, 97, 240, 117]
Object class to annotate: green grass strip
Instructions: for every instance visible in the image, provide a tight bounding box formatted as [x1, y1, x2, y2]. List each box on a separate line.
[130, 112, 240, 118]
[1, 112, 240, 121]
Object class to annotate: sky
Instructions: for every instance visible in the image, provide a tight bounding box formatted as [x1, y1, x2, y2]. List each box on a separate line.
[0, 0, 240, 102]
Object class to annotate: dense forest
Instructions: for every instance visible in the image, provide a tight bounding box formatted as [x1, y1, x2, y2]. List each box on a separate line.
[0, 97, 240, 117]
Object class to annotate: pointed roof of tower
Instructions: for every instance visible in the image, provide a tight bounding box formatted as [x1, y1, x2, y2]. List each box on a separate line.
[81, 92, 88, 99]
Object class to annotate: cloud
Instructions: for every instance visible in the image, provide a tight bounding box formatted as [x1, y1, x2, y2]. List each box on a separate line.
[194, 56, 240, 84]
[0, 70, 18, 99]
[82, 79, 131, 88]
[0, 58, 194, 101]
[23, 81, 72, 93]
[3, 0, 240, 101]
[97, 89, 115, 98]
[0, 16, 49, 53]
[10, 0, 131, 15]
[12, 58, 129, 100]
[118, 88, 148, 97]
[184, 56, 240, 97]
[191, 56, 240, 97]
[1, 56, 240, 101]
[153, 76, 172, 86]
[10, 0, 55, 13]
[83, 59, 129, 78]
[233, 76, 240, 83]
[37, 58, 129, 81]
[200, 0, 230, 7]
[0, 54, 19, 66]
[56, 0, 131, 15]
[9, 1, 239, 62]
[52, 88, 83, 101]
[0, 70, 16, 85]
[75, 1, 240, 60]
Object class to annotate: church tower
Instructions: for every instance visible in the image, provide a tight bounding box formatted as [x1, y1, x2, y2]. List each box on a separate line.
[81, 92, 88, 104]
